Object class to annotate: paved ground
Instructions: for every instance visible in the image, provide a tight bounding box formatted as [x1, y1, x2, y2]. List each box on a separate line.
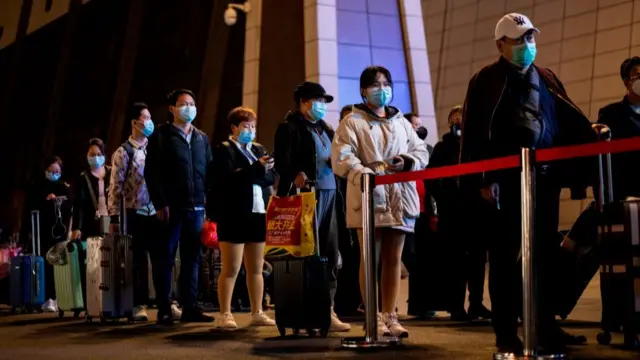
[0, 276, 637, 360]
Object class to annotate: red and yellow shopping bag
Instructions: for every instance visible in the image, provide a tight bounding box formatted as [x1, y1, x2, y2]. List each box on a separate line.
[264, 192, 316, 257]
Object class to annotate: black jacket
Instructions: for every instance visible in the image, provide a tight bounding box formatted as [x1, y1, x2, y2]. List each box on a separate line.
[274, 111, 335, 196]
[72, 167, 111, 238]
[597, 96, 640, 200]
[460, 57, 597, 195]
[207, 140, 276, 224]
[145, 123, 213, 210]
[23, 177, 72, 247]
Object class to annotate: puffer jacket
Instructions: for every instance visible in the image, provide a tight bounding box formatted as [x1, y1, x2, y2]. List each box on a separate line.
[331, 104, 429, 229]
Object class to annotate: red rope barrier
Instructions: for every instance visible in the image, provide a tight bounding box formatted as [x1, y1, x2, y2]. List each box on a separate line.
[376, 136, 640, 186]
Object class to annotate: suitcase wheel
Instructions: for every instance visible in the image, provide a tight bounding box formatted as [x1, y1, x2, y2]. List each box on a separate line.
[319, 328, 329, 338]
[73, 310, 82, 318]
[99, 316, 107, 324]
[10, 307, 16, 314]
[597, 331, 611, 345]
[86, 316, 93, 324]
[278, 326, 286, 337]
[25, 305, 33, 313]
[306, 328, 317, 337]
[58, 310, 64, 318]
[292, 328, 300, 335]
[127, 317, 134, 324]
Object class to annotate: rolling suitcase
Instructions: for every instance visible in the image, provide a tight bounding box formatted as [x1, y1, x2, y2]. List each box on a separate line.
[271, 185, 332, 337]
[593, 150, 640, 349]
[54, 240, 87, 318]
[85, 204, 134, 323]
[596, 199, 640, 348]
[10, 210, 46, 313]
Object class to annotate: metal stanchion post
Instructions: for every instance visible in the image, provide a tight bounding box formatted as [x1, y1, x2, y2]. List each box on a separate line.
[342, 173, 400, 348]
[494, 148, 565, 360]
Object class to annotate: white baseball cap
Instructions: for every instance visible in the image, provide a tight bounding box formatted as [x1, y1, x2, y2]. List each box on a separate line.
[494, 13, 539, 40]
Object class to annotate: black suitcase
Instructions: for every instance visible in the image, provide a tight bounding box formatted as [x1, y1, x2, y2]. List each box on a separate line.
[271, 187, 332, 337]
[596, 199, 640, 348]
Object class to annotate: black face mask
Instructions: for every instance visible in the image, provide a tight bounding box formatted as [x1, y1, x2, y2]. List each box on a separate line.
[416, 126, 428, 140]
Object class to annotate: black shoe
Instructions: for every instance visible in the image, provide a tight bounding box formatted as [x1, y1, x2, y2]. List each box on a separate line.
[468, 304, 492, 320]
[496, 335, 524, 354]
[539, 328, 586, 352]
[181, 310, 214, 323]
[450, 309, 471, 321]
[156, 313, 174, 326]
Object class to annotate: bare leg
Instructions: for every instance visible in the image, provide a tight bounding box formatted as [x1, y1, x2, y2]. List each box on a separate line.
[243, 242, 266, 313]
[380, 229, 405, 314]
[217, 242, 244, 314]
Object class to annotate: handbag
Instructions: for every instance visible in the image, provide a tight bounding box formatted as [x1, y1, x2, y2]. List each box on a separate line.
[84, 172, 110, 234]
[264, 190, 317, 258]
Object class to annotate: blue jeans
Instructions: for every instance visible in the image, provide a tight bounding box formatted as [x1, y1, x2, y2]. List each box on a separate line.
[157, 209, 204, 314]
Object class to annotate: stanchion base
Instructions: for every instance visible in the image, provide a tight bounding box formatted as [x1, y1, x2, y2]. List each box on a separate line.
[493, 352, 566, 360]
[341, 336, 401, 349]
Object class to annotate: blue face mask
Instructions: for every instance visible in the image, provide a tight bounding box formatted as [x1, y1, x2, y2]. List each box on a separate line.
[238, 129, 256, 145]
[177, 105, 197, 123]
[366, 86, 393, 108]
[510, 42, 537, 68]
[141, 120, 154, 137]
[88, 155, 105, 169]
[308, 101, 327, 122]
[45, 171, 61, 182]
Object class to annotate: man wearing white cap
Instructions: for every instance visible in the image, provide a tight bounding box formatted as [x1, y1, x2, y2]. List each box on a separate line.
[459, 13, 598, 354]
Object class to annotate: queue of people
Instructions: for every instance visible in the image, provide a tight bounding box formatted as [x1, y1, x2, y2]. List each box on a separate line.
[17, 10, 640, 354]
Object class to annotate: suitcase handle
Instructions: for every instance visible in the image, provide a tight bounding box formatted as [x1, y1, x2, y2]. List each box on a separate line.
[31, 210, 41, 256]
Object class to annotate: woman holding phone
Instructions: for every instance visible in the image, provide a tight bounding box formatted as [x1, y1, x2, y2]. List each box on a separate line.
[207, 107, 277, 329]
[331, 66, 429, 338]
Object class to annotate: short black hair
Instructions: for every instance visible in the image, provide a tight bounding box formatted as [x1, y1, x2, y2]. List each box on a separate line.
[44, 155, 63, 171]
[360, 65, 393, 90]
[126, 102, 149, 122]
[167, 89, 196, 106]
[227, 106, 257, 129]
[405, 112, 418, 121]
[620, 57, 640, 81]
[88, 138, 105, 156]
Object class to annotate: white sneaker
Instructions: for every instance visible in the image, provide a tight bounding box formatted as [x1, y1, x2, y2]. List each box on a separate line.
[330, 307, 351, 332]
[171, 303, 182, 319]
[382, 312, 409, 338]
[42, 299, 58, 313]
[132, 305, 148, 322]
[250, 310, 276, 326]
[362, 313, 391, 337]
[215, 312, 238, 329]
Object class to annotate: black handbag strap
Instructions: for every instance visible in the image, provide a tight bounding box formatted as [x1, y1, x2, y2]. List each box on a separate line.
[83, 172, 99, 212]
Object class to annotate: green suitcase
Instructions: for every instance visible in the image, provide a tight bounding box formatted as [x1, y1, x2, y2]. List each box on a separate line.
[54, 241, 86, 317]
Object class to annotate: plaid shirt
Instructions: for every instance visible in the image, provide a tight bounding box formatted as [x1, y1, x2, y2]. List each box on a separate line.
[107, 137, 156, 217]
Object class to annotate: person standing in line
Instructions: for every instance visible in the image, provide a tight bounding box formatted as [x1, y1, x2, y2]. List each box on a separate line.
[107, 102, 180, 322]
[208, 107, 277, 329]
[459, 13, 600, 353]
[597, 56, 640, 200]
[273, 81, 351, 332]
[144, 89, 214, 325]
[24, 156, 72, 313]
[429, 105, 492, 321]
[332, 65, 429, 338]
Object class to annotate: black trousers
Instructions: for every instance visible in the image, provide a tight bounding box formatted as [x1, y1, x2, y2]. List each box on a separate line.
[488, 173, 561, 339]
[127, 211, 161, 307]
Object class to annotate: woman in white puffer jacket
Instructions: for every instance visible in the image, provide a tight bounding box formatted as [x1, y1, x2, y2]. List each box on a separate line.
[331, 66, 429, 338]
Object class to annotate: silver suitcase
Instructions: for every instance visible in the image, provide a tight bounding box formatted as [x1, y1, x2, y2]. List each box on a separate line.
[85, 234, 134, 323]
